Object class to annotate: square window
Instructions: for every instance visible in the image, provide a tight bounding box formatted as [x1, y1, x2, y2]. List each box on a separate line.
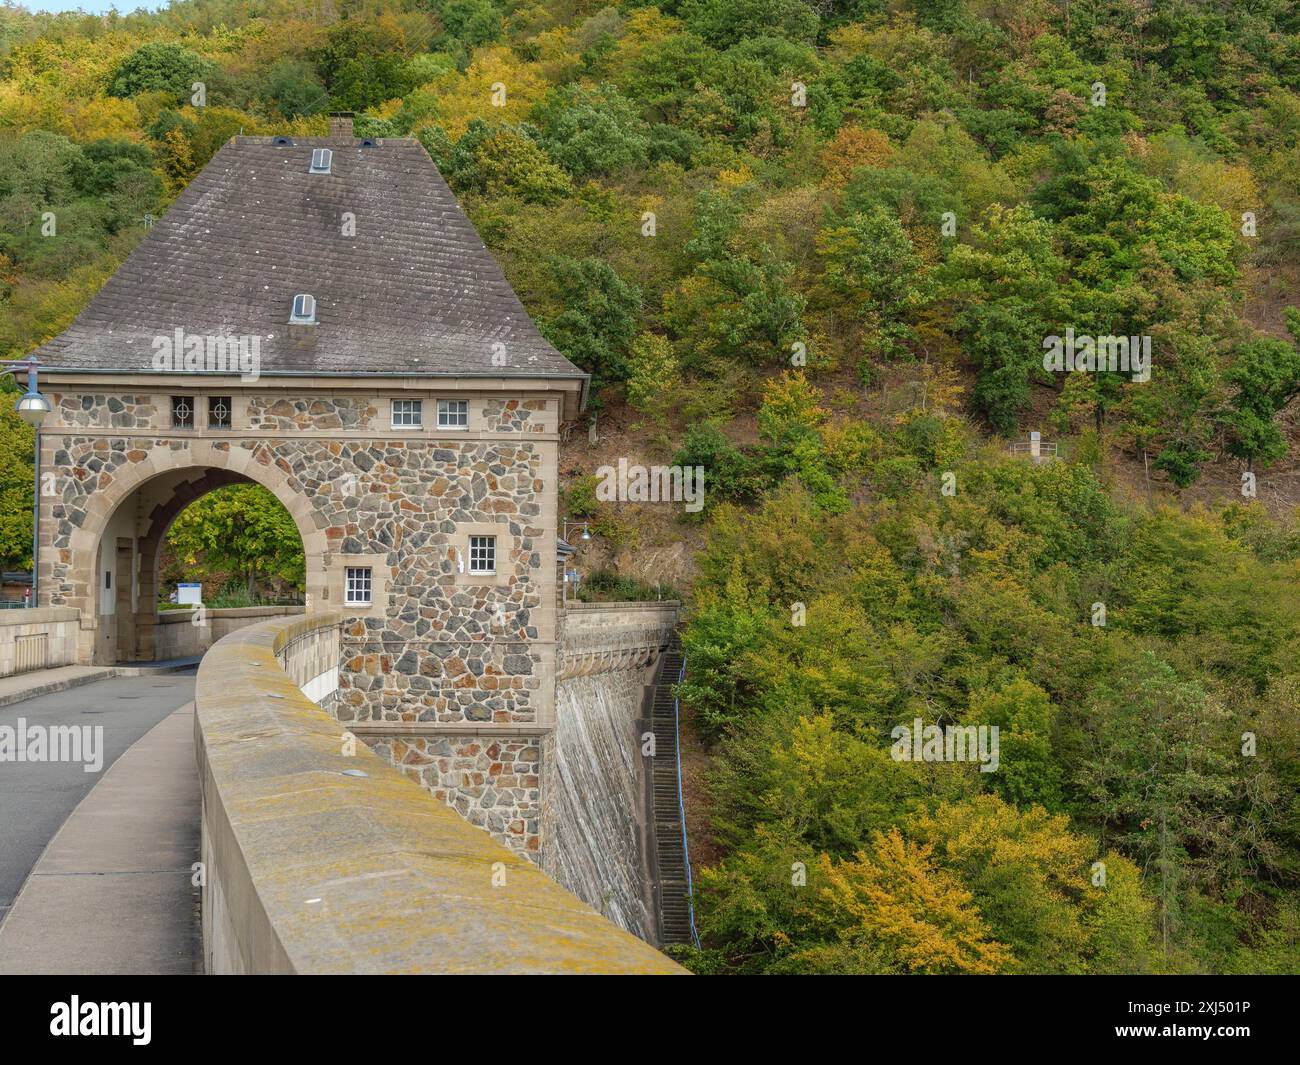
[437, 399, 469, 429]
[345, 567, 372, 606]
[209, 396, 232, 430]
[391, 399, 423, 428]
[469, 535, 496, 575]
[345, 566, 371, 608]
[171, 396, 194, 430]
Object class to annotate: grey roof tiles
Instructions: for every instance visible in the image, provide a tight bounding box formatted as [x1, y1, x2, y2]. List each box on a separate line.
[34, 137, 585, 381]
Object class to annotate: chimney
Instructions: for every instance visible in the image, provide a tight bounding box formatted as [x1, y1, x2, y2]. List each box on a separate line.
[329, 112, 354, 138]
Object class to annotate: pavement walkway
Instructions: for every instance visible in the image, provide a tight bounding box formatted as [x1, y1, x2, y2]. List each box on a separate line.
[0, 671, 201, 973]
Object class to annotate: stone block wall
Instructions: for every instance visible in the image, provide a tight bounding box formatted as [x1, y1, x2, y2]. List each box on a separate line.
[40, 424, 557, 722]
[35, 387, 561, 728]
[153, 605, 304, 660]
[369, 734, 544, 854]
[0, 606, 80, 677]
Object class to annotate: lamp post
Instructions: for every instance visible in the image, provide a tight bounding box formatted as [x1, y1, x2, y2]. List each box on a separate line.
[562, 520, 591, 543]
[560, 521, 591, 608]
[1, 357, 52, 608]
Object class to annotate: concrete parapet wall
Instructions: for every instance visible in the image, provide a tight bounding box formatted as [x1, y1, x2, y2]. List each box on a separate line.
[0, 606, 80, 677]
[155, 605, 304, 661]
[557, 601, 680, 680]
[194, 611, 683, 974]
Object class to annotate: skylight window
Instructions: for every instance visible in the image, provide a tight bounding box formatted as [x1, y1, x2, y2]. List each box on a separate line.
[309, 148, 332, 174]
[290, 293, 316, 324]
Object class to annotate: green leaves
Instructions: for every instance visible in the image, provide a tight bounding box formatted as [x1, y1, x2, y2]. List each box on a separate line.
[538, 255, 642, 395]
[1222, 334, 1300, 469]
[108, 42, 212, 100]
[165, 485, 305, 595]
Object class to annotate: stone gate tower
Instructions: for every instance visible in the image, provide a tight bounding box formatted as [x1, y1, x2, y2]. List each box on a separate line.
[31, 131, 588, 857]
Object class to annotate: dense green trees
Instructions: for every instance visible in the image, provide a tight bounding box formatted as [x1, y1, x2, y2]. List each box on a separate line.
[683, 446, 1300, 973]
[108, 42, 212, 99]
[165, 484, 305, 597]
[2, 0, 1300, 975]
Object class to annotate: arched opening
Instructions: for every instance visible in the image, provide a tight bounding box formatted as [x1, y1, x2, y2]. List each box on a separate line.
[85, 464, 317, 665]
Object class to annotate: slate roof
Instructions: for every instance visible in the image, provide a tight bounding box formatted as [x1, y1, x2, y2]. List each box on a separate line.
[34, 137, 586, 383]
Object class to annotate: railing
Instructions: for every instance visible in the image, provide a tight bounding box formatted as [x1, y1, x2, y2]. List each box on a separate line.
[1008, 440, 1059, 461]
[195, 612, 685, 975]
[674, 651, 701, 949]
[14, 632, 48, 674]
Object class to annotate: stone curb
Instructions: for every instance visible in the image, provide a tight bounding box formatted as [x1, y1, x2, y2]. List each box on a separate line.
[0, 667, 120, 709]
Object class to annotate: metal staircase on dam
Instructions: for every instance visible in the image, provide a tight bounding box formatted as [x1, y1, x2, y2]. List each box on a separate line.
[641, 634, 698, 947]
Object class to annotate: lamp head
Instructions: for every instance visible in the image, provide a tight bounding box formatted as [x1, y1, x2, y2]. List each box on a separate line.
[15, 389, 51, 427]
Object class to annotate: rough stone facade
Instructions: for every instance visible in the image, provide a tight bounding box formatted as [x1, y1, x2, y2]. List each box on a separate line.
[370, 734, 543, 854]
[37, 382, 567, 823]
[43, 423, 555, 720]
[54, 392, 157, 430]
[244, 395, 379, 432]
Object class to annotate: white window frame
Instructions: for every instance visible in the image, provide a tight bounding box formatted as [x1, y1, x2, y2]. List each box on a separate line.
[437, 398, 469, 429]
[468, 535, 496, 575]
[391, 399, 423, 428]
[344, 566, 372, 606]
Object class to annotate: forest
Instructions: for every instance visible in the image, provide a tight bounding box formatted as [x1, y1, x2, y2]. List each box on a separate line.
[1, 0, 1299, 973]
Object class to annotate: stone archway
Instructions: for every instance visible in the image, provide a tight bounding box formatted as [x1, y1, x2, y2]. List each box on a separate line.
[133, 467, 252, 661]
[51, 442, 328, 665]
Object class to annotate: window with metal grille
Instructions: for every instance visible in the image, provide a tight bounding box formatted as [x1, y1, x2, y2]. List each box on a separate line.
[391, 399, 423, 427]
[345, 567, 372, 606]
[172, 396, 194, 429]
[469, 536, 496, 575]
[437, 399, 469, 428]
[209, 396, 232, 429]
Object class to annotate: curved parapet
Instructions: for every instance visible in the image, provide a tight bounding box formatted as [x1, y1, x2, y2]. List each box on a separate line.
[194, 612, 685, 974]
[557, 601, 680, 679]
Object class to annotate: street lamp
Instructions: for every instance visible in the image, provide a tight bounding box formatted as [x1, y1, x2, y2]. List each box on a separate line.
[560, 521, 591, 607]
[2, 358, 51, 608]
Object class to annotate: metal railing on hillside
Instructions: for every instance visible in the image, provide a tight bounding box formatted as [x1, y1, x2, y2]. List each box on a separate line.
[674, 651, 701, 949]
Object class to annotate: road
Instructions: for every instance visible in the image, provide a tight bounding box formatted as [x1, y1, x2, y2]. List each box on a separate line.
[0, 669, 197, 927]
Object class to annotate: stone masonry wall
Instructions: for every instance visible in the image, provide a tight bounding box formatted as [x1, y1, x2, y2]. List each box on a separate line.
[52, 392, 157, 430]
[245, 396, 379, 431]
[481, 398, 548, 434]
[355, 604, 676, 867]
[43, 430, 551, 726]
[368, 734, 543, 855]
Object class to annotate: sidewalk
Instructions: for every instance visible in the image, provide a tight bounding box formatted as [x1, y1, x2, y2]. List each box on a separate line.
[0, 664, 117, 708]
[0, 657, 201, 708]
[0, 704, 202, 974]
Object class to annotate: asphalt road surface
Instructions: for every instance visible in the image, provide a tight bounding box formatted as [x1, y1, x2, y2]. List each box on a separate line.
[0, 669, 196, 927]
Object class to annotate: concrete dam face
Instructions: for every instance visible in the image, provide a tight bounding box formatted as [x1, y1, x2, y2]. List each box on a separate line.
[545, 667, 657, 940]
